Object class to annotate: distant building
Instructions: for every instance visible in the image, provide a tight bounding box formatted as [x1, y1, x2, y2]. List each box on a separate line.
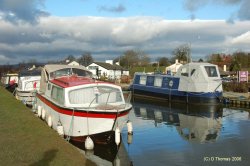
[165, 59, 183, 75]
[87, 60, 129, 79]
[63, 60, 80, 66]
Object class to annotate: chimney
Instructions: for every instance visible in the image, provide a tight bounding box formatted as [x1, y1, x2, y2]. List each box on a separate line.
[223, 65, 226, 72]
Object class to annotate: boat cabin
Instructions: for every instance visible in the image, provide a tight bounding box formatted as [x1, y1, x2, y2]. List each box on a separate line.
[40, 65, 125, 108]
[17, 69, 41, 92]
[175, 62, 222, 93]
[1, 73, 18, 87]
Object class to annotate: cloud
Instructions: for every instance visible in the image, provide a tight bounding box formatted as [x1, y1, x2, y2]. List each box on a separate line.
[237, 0, 250, 20]
[184, 0, 208, 12]
[0, 0, 49, 24]
[0, 16, 250, 65]
[98, 4, 126, 13]
[0, 54, 9, 61]
[183, 0, 250, 21]
[184, 0, 241, 12]
[231, 31, 250, 44]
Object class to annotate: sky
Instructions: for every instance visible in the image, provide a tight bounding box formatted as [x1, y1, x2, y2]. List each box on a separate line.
[0, 0, 250, 65]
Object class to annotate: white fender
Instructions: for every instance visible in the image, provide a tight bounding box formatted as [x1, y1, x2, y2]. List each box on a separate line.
[115, 127, 121, 145]
[85, 136, 94, 150]
[41, 108, 46, 120]
[57, 124, 64, 136]
[127, 121, 133, 135]
[48, 115, 52, 127]
[37, 106, 42, 117]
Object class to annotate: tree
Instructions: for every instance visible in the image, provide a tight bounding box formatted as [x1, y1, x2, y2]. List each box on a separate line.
[139, 52, 150, 67]
[229, 57, 241, 71]
[198, 58, 204, 62]
[78, 52, 93, 66]
[64, 55, 76, 62]
[119, 50, 140, 68]
[172, 44, 191, 63]
[157, 57, 170, 66]
[232, 52, 249, 68]
[118, 49, 150, 68]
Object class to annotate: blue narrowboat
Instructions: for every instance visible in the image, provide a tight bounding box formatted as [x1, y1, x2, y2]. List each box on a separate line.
[130, 62, 223, 105]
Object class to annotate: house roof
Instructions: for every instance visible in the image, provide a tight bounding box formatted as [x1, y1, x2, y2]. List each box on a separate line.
[92, 62, 127, 70]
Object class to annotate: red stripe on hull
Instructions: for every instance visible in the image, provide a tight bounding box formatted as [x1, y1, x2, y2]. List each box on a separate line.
[36, 93, 130, 119]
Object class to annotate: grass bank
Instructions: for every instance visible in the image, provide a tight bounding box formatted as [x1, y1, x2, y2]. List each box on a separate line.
[0, 87, 96, 166]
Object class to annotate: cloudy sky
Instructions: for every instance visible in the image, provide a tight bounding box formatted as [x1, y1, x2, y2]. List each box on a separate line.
[0, 0, 250, 65]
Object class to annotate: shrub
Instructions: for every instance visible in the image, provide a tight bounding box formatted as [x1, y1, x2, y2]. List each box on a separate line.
[222, 82, 250, 93]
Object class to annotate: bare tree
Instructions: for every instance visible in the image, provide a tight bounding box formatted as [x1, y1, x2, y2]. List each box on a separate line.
[172, 44, 191, 63]
[78, 52, 93, 66]
[157, 57, 170, 66]
[118, 49, 150, 68]
[64, 55, 76, 62]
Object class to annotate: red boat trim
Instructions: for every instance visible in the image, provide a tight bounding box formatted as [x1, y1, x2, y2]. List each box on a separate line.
[36, 93, 130, 119]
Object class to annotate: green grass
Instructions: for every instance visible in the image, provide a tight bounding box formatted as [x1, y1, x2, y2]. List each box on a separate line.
[0, 87, 96, 166]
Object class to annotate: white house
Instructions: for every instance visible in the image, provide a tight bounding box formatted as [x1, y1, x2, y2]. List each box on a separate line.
[165, 59, 183, 75]
[87, 60, 129, 79]
[63, 60, 80, 66]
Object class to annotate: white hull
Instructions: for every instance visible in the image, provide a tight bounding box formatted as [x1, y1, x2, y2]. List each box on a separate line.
[36, 94, 131, 138]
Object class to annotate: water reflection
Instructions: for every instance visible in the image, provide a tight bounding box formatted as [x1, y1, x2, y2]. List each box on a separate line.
[69, 100, 250, 166]
[133, 101, 223, 144]
[70, 137, 132, 166]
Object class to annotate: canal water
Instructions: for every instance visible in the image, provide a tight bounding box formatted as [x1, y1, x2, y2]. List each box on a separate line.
[73, 100, 250, 166]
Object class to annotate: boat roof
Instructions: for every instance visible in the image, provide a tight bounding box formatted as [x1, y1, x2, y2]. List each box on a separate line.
[50, 76, 105, 88]
[182, 62, 217, 67]
[44, 64, 89, 73]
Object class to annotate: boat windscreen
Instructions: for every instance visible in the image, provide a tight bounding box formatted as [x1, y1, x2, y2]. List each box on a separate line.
[50, 68, 92, 79]
[72, 68, 92, 77]
[68, 86, 123, 106]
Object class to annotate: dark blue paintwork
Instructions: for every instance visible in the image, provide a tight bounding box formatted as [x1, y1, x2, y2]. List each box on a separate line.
[130, 74, 222, 104]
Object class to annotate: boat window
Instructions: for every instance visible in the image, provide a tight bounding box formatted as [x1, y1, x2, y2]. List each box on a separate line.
[191, 69, 196, 76]
[139, 75, 147, 85]
[47, 83, 51, 90]
[69, 86, 122, 105]
[204, 66, 218, 77]
[181, 67, 189, 77]
[51, 86, 64, 105]
[72, 68, 92, 77]
[50, 68, 71, 79]
[154, 77, 162, 87]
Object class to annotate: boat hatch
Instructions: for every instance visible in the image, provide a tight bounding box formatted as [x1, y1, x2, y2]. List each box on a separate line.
[51, 76, 95, 88]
